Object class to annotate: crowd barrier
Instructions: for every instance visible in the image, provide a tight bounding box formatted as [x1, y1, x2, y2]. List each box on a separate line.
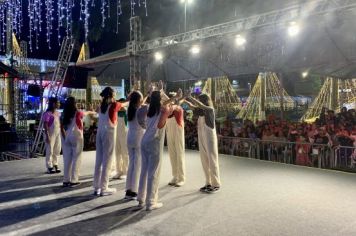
[218, 136, 356, 171]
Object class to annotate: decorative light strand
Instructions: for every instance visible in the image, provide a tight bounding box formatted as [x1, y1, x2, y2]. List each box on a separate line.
[131, 0, 136, 16]
[116, 0, 122, 34]
[0, 0, 149, 52]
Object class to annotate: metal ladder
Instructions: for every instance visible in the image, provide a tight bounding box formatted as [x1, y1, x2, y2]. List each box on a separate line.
[30, 37, 75, 157]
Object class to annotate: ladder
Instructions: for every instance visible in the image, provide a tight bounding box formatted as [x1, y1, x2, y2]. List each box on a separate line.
[30, 37, 75, 157]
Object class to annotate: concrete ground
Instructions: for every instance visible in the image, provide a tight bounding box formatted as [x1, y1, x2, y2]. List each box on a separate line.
[1, 150, 356, 236]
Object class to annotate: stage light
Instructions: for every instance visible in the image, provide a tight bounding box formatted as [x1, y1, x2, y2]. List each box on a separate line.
[302, 71, 309, 78]
[154, 52, 163, 61]
[180, 0, 194, 4]
[235, 35, 246, 46]
[288, 22, 300, 37]
[190, 45, 200, 55]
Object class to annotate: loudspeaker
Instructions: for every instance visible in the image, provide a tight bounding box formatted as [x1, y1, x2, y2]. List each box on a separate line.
[27, 84, 41, 97]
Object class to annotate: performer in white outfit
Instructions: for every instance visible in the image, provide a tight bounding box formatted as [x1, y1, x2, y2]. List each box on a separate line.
[93, 87, 128, 196]
[125, 91, 148, 200]
[185, 94, 221, 194]
[166, 101, 185, 187]
[60, 97, 95, 187]
[112, 98, 129, 180]
[137, 88, 182, 211]
[43, 97, 62, 174]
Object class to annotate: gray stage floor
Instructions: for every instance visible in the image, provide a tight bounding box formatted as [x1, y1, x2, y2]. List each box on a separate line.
[1, 150, 356, 236]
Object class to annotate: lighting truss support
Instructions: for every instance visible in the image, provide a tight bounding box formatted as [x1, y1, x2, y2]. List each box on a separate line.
[127, 17, 142, 91]
[136, 0, 356, 53]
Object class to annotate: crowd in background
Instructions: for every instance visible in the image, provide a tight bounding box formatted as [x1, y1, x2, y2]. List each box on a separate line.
[82, 105, 356, 167]
[186, 107, 356, 167]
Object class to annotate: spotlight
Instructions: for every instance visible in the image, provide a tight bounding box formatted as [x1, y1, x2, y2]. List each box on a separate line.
[235, 35, 246, 47]
[288, 22, 300, 37]
[302, 71, 309, 78]
[180, 0, 194, 4]
[154, 52, 163, 61]
[190, 45, 200, 55]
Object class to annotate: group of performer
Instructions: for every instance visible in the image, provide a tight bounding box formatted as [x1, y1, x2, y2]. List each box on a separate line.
[42, 82, 221, 211]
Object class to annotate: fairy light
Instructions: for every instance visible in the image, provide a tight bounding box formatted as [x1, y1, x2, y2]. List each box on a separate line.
[301, 78, 356, 122]
[0, 0, 149, 52]
[84, 0, 90, 40]
[131, 0, 136, 16]
[101, 0, 106, 28]
[238, 72, 294, 122]
[116, 0, 123, 34]
[202, 76, 242, 115]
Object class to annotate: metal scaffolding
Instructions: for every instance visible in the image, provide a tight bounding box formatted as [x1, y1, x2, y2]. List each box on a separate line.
[127, 16, 142, 91]
[135, 0, 356, 53]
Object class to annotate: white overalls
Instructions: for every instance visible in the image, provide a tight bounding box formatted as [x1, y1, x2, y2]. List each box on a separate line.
[44, 111, 61, 169]
[138, 113, 166, 207]
[94, 105, 117, 192]
[113, 116, 129, 177]
[197, 116, 221, 187]
[126, 111, 145, 193]
[61, 112, 84, 183]
[166, 112, 185, 184]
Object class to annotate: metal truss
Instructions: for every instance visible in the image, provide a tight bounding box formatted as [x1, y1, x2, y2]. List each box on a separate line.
[128, 16, 142, 90]
[136, 0, 356, 53]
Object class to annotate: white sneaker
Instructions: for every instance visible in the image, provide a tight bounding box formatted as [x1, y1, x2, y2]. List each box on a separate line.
[146, 202, 163, 211]
[100, 188, 117, 196]
[175, 181, 185, 187]
[168, 179, 177, 186]
[112, 174, 127, 180]
[93, 189, 101, 196]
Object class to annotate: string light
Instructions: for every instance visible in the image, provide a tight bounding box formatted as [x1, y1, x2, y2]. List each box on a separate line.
[0, 0, 149, 52]
[202, 76, 242, 115]
[301, 78, 356, 122]
[238, 72, 294, 122]
[116, 0, 123, 34]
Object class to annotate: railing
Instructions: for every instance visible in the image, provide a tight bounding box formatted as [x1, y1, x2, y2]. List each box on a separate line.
[218, 136, 356, 171]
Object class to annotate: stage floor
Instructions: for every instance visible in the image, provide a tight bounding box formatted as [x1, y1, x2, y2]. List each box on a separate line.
[1, 150, 356, 236]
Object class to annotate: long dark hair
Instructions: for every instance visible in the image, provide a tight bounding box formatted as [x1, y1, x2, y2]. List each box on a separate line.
[147, 91, 161, 118]
[198, 93, 214, 107]
[128, 91, 142, 121]
[62, 97, 77, 127]
[47, 97, 58, 112]
[100, 87, 114, 114]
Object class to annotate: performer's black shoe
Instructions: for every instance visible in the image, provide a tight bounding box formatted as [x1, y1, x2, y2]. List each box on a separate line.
[199, 185, 211, 192]
[54, 165, 61, 173]
[207, 186, 220, 194]
[62, 182, 70, 187]
[47, 168, 56, 174]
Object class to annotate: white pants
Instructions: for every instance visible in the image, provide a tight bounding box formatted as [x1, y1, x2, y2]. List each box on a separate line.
[45, 132, 61, 169]
[138, 131, 165, 206]
[114, 130, 129, 176]
[198, 121, 221, 187]
[166, 119, 185, 183]
[62, 134, 83, 183]
[94, 128, 115, 191]
[126, 146, 141, 193]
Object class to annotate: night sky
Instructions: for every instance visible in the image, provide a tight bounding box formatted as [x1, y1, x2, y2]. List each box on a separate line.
[9, 0, 305, 60]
